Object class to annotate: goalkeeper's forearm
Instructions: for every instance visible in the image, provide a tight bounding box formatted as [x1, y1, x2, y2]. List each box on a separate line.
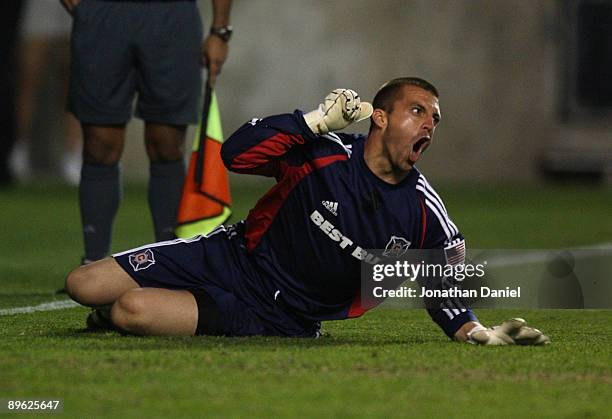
[427, 306, 480, 340]
[454, 321, 480, 342]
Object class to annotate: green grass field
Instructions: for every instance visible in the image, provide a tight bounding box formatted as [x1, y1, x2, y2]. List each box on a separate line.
[1, 182, 611, 418]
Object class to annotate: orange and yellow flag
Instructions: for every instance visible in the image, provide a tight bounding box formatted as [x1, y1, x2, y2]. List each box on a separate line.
[176, 86, 231, 238]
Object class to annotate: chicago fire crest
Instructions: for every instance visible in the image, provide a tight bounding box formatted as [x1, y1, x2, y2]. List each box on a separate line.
[129, 249, 156, 271]
[383, 236, 411, 258]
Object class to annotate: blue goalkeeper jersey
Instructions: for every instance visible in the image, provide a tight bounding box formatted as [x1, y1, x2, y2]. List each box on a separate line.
[221, 111, 477, 337]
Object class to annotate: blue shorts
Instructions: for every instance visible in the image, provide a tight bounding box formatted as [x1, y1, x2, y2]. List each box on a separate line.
[113, 224, 320, 337]
[68, 0, 202, 125]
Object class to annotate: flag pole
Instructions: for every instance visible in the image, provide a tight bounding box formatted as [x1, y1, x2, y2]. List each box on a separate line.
[195, 76, 213, 185]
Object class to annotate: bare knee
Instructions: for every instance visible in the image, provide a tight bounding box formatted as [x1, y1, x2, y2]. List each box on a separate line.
[82, 124, 125, 165]
[65, 258, 137, 306]
[111, 290, 150, 334]
[144, 123, 186, 162]
[65, 265, 94, 306]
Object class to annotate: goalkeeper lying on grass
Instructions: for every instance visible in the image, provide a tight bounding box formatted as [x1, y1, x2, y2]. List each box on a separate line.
[66, 77, 549, 345]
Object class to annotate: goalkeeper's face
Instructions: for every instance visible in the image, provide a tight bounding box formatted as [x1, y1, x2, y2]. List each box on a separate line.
[381, 85, 440, 171]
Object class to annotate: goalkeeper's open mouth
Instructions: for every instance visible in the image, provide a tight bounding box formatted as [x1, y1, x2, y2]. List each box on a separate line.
[410, 136, 431, 162]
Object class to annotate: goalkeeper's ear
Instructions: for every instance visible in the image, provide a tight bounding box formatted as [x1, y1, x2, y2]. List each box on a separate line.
[370, 108, 387, 130]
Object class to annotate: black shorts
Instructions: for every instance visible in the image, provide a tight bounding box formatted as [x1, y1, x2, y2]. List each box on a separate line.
[68, 0, 202, 125]
[112, 224, 320, 338]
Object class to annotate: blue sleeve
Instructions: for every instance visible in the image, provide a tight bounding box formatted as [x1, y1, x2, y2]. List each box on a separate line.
[418, 176, 480, 339]
[221, 110, 317, 179]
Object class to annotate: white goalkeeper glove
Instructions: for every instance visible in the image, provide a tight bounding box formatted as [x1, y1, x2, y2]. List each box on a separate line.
[467, 318, 550, 346]
[303, 89, 374, 135]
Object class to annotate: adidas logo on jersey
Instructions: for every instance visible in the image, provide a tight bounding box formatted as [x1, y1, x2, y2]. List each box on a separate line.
[322, 200, 338, 216]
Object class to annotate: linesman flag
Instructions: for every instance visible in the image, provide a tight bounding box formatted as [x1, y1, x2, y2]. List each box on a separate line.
[175, 82, 232, 238]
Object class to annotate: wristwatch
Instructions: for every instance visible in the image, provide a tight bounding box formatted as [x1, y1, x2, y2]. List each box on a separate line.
[210, 25, 233, 42]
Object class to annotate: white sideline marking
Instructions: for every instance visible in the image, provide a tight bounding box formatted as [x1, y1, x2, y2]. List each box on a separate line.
[0, 300, 80, 316]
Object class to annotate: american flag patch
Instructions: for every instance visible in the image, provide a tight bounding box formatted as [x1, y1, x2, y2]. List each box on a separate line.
[444, 239, 465, 265]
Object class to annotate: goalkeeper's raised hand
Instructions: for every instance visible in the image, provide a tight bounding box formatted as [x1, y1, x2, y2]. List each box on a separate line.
[466, 318, 550, 346]
[304, 89, 374, 135]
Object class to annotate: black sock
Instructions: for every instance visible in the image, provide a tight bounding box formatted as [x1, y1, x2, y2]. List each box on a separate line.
[79, 163, 121, 261]
[148, 160, 185, 241]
